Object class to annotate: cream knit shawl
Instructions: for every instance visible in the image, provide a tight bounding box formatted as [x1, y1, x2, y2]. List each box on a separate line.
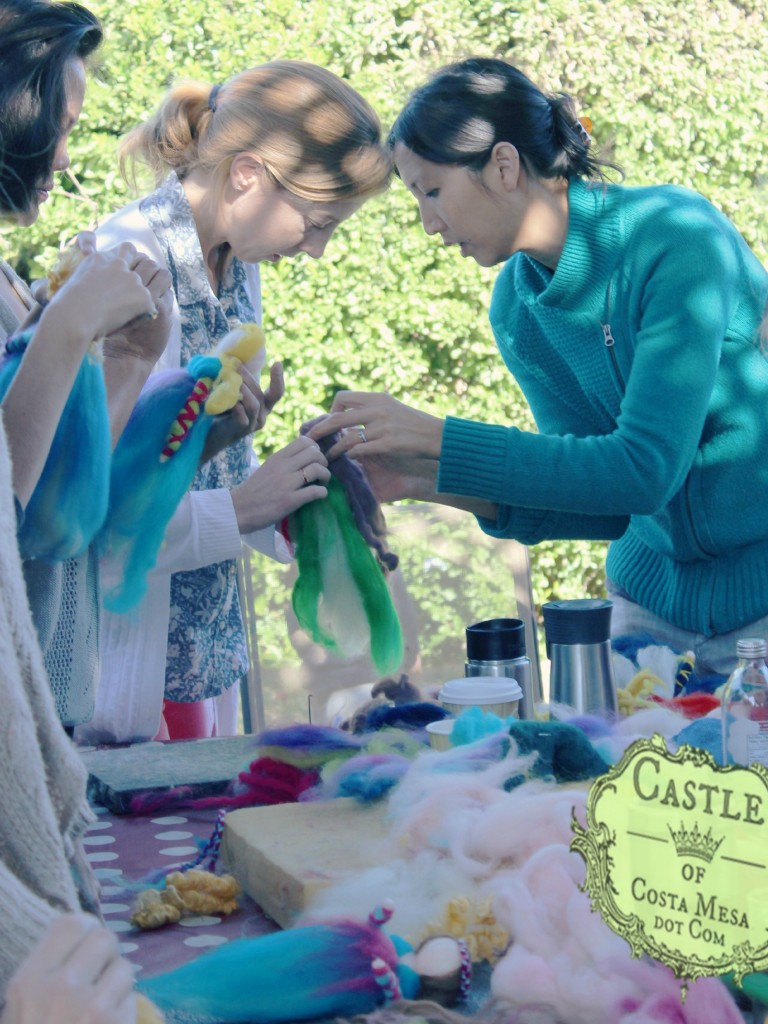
[0, 409, 93, 996]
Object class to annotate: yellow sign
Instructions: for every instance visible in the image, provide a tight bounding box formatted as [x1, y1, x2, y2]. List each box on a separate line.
[571, 733, 768, 984]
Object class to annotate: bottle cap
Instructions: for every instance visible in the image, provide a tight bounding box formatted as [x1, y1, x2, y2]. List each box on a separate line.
[736, 637, 767, 659]
[466, 618, 526, 662]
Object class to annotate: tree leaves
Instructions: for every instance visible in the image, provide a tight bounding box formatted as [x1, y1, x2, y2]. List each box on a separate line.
[4, 0, 766, 691]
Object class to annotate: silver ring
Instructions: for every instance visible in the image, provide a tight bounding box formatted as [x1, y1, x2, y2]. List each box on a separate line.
[357, 427, 367, 443]
[301, 468, 309, 485]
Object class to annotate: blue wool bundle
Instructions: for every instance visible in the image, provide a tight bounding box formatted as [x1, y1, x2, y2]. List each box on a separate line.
[450, 706, 510, 747]
[673, 717, 724, 765]
[612, 631, 666, 665]
[361, 702, 449, 733]
[318, 752, 412, 802]
[0, 333, 110, 560]
[100, 356, 221, 612]
[505, 720, 610, 784]
[138, 918, 417, 1022]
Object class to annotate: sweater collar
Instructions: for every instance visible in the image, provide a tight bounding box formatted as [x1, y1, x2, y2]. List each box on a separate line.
[514, 177, 622, 315]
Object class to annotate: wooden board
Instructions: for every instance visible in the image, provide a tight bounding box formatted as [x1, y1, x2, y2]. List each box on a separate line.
[221, 798, 392, 928]
[82, 735, 257, 814]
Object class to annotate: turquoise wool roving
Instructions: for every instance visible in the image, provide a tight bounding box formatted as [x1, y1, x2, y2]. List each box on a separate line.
[100, 355, 222, 613]
[289, 477, 403, 675]
[0, 331, 111, 560]
[101, 324, 264, 613]
[138, 912, 421, 1022]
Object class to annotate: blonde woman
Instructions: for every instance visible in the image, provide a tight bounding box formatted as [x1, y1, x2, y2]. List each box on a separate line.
[83, 62, 391, 742]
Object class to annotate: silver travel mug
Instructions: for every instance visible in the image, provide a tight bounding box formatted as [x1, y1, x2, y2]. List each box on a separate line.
[542, 599, 617, 715]
[465, 617, 541, 719]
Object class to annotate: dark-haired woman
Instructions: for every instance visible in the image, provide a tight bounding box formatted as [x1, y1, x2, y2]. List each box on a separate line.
[0, 0, 173, 728]
[310, 57, 768, 677]
[0, 0, 168, 503]
[0, 0, 170, 1005]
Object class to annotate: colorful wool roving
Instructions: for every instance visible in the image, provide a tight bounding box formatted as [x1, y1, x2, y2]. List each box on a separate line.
[289, 475, 404, 675]
[137, 907, 421, 1022]
[0, 246, 111, 560]
[100, 323, 264, 612]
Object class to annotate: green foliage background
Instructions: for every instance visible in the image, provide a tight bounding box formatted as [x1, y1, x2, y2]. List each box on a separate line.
[2, 0, 767, 710]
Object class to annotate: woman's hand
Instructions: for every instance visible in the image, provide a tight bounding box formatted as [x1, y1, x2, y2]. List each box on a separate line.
[102, 249, 174, 368]
[231, 435, 330, 533]
[200, 361, 285, 464]
[1, 914, 136, 1024]
[306, 391, 445, 461]
[94, 244, 174, 446]
[42, 237, 157, 350]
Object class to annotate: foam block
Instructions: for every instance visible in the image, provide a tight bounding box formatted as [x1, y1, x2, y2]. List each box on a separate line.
[221, 798, 392, 927]
[82, 735, 257, 814]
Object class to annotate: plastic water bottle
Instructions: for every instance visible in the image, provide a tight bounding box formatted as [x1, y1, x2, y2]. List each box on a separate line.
[721, 637, 768, 767]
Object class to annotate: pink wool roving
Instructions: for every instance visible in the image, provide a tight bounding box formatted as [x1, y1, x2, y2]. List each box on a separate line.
[340, 750, 742, 1024]
[607, 958, 744, 1024]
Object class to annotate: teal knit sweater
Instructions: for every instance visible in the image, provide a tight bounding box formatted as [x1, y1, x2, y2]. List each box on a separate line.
[437, 177, 768, 636]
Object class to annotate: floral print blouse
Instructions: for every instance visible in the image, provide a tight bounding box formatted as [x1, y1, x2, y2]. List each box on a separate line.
[140, 173, 255, 702]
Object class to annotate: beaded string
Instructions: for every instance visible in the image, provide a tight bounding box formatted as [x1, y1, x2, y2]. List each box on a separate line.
[155, 808, 226, 878]
[458, 937, 472, 1000]
[372, 957, 402, 1002]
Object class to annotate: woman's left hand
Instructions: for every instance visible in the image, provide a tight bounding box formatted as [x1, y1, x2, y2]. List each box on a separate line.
[230, 434, 330, 533]
[306, 390, 445, 461]
[1, 914, 136, 1024]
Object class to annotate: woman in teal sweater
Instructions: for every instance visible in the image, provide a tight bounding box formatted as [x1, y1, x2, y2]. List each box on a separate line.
[309, 57, 768, 676]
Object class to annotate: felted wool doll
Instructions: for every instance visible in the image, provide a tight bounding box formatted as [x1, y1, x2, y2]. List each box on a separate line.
[0, 246, 111, 560]
[100, 322, 264, 612]
[288, 419, 404, 675]
[137, 903, 470, 1023]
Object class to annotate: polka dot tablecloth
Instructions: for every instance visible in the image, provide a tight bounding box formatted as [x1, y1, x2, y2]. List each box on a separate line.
[84, 803, 278, 978]
[83, 802, 763, 1024]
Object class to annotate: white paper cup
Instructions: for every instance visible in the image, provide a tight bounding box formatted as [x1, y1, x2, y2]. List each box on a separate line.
[438, 677, 523, 719]
[426, 719, 455, 751]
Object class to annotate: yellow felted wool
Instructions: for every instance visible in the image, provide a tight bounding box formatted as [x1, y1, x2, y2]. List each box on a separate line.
[136, 994, 166, 1024]
[130, 869, 241, 929]
[204, 324, 265, 414]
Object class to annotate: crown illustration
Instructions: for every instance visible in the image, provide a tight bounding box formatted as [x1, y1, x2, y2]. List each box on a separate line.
[667, 821, 723, 862]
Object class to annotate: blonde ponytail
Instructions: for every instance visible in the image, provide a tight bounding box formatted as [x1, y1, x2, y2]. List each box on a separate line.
[119, 79, 215, 187]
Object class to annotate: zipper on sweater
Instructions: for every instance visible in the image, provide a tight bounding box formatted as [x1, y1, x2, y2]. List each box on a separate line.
[601, 280, 625, 391]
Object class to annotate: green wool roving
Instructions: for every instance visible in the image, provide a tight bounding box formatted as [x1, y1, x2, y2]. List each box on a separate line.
[289, 478, 403, 675]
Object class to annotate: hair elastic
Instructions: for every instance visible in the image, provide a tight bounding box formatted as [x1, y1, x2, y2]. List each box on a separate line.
[576, 116, 592, 144]
[208, 83, 221, 112]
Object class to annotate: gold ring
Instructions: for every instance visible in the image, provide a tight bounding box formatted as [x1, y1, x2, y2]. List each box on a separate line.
[358, 427, 367, 443]
[301, 468, 309, 485]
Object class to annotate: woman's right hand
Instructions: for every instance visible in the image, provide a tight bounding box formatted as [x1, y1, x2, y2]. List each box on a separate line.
[231, 435, 330, 534]
[1, 914, 136, 1024]
[306, 391, 445, 461]
[41, 236, 156, 350]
